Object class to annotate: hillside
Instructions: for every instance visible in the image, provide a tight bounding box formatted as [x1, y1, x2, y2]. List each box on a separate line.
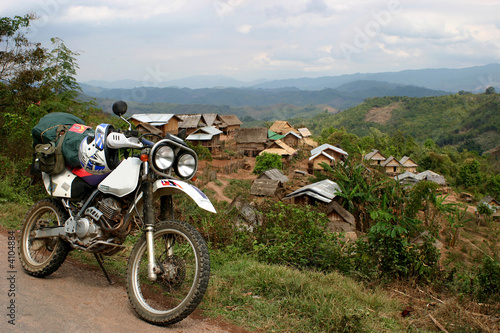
[298, 93, 500, 155]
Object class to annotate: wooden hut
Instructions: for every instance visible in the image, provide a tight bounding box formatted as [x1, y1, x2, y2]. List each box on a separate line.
[269, 120, 299, 135]
[282, 131, 302, 148]
[308, 151, 335, 172]
[260, 140, 296, 161]
[234, 127, 268, 156]
[399, 156, 418, 173]
[326, 201, 356, 233]
[178, 114, 202, 135]
[186, 126, 223, 153]
[381, 156, 404, 175]
[311, 144, 348, 163]
[218, 115, 242, 135]
[129, 113, 181, 136]
[363, 149, 387, 166]
[250, 179, 285, 198]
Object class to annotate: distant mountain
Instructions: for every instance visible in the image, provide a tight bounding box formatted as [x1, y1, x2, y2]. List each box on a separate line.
[81, 64, 500, 93]
[82, 75, 268, 90]
[252, 64, 500, 93]
[80, 82, 448, 110]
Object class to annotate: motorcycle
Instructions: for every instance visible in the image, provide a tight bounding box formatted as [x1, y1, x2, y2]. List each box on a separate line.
[18, 101, 214, 326]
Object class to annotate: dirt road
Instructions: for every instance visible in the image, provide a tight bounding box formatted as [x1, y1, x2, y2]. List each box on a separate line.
[0, 231, 234, 333]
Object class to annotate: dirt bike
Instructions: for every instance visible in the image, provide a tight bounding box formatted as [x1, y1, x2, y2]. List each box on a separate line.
[18, 101, 214, 326]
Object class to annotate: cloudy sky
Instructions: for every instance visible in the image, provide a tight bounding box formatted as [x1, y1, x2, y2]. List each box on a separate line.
[2, 0, 500, 85]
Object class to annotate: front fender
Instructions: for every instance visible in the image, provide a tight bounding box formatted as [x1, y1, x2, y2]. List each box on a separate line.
[153, 179, 216, 213]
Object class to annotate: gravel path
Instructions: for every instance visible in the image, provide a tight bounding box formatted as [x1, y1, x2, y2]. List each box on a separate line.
[0, 231, 236, 333]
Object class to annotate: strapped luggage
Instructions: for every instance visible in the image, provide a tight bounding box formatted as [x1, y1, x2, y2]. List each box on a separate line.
[32, 112, 94, 173]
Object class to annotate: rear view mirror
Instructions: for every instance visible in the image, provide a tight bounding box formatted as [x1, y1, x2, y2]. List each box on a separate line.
[112, 101, 128, 116]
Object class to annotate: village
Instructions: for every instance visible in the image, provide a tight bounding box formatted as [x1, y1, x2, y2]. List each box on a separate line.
[128, 111, 500, 239]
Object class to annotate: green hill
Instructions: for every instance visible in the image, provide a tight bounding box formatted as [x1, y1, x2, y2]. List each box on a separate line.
[298, 92, 500, 155]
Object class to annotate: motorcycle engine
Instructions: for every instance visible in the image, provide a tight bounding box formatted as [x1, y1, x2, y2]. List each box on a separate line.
[98, 197, 123, 223]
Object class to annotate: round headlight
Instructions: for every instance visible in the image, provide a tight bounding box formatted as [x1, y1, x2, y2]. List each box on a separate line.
[176, 153, 197, 179]
[154, 145, 175, 170]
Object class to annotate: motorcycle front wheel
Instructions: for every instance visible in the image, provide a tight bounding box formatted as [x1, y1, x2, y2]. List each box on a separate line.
[18, 198, 70, 277]
[126, 220, 210, 326]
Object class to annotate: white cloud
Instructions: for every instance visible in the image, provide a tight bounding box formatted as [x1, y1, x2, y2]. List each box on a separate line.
[236, 24, 252, 34]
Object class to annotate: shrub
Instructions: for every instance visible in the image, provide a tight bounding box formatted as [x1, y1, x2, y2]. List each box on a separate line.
[253, 152, 282, 175]
[253, 201, 351, 272]
[474, 256, 500, 302]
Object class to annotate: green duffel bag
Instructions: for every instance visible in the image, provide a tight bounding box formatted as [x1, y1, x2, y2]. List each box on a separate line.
[32, 112, 94, 168]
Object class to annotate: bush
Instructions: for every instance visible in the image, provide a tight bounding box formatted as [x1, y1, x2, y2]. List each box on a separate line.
[253, 201, 351, 272]
[474, 256, 500, 302]
[188, 143, 212, 161]
[253, 152, 282, 175]
[353, 224, 440, 282]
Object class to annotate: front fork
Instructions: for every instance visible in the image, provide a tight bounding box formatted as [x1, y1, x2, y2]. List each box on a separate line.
[142, 172, 158, 281]
[142, 171, 175, 281]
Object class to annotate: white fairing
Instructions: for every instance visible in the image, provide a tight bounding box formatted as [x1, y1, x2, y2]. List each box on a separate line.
[98, 157, 141, 197]
[42, 168, 77, 198]
[153, 179, 216, 213]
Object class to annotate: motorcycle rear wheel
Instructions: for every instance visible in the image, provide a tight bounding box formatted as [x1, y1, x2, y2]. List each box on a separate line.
[126, 220, 210, 326]
[18, 198, 70, 277]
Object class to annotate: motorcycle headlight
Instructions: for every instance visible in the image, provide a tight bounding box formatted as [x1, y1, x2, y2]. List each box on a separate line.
[175, 152, 197, 179]
[153, 145, 175, 171]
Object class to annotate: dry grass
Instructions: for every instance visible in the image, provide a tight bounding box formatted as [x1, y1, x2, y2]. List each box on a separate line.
[364, 102, 401, 125]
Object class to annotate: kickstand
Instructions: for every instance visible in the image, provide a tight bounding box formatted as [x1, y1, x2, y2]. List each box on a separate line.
[94, 253, 115, 285]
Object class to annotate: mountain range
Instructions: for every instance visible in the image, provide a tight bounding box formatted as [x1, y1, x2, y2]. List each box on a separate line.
[82, 64, 500, 92]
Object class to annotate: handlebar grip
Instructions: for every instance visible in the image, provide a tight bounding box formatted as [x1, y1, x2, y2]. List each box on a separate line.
[125, 130, 139, 138]
[140, 137, 154, 146]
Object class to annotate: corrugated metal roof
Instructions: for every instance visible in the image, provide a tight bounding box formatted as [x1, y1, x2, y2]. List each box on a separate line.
[258, 168, 289, 183]
[186, 133, 213, 141]
[130, 113, 177, 125]
[311, 144, 348, 156]
[285, 179, 340, 202]
[283, 131, 302, 139]
[309, 151, 335, 161]
[186, 126, 222, 141]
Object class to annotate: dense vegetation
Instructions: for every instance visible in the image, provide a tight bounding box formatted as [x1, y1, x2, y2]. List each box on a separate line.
[294, 93, 499, 154]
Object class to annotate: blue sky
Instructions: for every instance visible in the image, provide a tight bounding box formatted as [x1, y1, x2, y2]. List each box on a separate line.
[3, 0, 500, 85]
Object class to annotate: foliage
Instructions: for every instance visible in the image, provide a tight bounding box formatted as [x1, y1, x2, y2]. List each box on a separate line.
[222, 179, 252, 200]
[0, 14, 103, 202]
[456, 159, 482, 187]
[476, 202, 494, 217]
[253, 201, 351, 272]
[475, 256, 500, 302]
[320, 156, 384, 232]
[187, 142, 212, 161]
[454, 256, 500, 303]
[253, 152, 282, 175]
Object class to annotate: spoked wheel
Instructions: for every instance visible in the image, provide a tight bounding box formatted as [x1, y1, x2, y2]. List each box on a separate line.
[18, 199, 70, 277]
[126, 220, 210, 326]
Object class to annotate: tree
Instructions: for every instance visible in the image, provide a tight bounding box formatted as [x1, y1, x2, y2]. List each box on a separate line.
[457, 159, 482, 187]
[0, 14, 49, 159]
[485, 86, 496, 94]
